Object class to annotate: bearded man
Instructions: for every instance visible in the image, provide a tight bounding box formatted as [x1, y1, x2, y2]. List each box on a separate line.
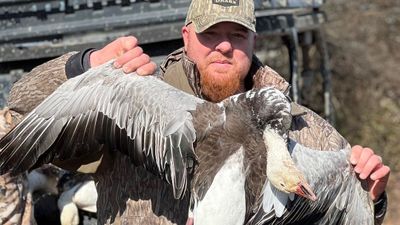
[5, 0, 389, 224]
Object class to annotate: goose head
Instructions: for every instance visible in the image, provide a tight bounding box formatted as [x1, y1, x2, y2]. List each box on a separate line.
[27, 164, 65, 194]
[57, 172, 93, 194]
[246, 88, 317, 201]
[265, 149, 317, 202]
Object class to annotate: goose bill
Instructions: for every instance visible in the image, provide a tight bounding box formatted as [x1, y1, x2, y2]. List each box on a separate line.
[296, 181, 317, 201]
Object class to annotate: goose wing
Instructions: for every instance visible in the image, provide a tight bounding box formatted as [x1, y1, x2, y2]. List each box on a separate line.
[0, 61, 207, 199]
[248, 140, 374, 225]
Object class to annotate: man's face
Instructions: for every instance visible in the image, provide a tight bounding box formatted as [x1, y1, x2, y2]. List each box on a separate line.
[182, 22, 256, 102]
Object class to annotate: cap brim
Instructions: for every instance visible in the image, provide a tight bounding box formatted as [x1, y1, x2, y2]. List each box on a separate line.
[193, 17, 256, 33]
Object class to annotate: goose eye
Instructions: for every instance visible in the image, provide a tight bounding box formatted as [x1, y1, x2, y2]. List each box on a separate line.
[280, 183, 285, 188]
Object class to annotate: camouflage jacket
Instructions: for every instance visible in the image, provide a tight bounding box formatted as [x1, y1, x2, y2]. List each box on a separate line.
[0, 108, 34, 225]
[6, 49, 386, 225]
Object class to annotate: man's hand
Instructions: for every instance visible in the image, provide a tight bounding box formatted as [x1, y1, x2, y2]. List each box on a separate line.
[89, 36, 157, 75]
[350, 145, 390, 201]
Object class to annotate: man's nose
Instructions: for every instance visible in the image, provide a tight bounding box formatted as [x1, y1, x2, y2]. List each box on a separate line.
[215, 39, 233, 54]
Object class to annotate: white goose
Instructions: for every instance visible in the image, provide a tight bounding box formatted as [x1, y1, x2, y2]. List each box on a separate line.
[0, 61, 373, 224]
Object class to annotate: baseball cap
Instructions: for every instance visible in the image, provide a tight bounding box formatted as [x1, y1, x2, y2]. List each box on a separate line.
[185, 0, 256, 33]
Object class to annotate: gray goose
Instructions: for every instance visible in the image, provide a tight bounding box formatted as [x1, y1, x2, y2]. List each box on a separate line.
[0, 61, 371, 224]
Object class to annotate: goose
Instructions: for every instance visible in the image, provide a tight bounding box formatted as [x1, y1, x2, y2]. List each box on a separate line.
[0, 61, 372, 224]
[57, 172, 97, 225]
[246, 140, 375, 225]
[27, 164, 63, 196]
[0, 164, 63, 225]
[28, 164, 66, 225]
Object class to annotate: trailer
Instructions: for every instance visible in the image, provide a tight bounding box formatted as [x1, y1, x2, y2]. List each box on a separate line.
[0, 0, 333, 123]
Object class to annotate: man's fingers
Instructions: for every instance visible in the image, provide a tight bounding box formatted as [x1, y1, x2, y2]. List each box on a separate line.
[350, 145, 390, 202]
[370, 165, 391, 181]
[369, 165, 390, 201]
[90, 36, 139, 67]
[350, 145, 363, 165]
[89, 35, 153, 74]
[110, 36, 138, 55]
[359, 155, 383, 179]
[120, 36, 138, 52]
[353, 147, 374, 173]
[122, 54, 151, 73]
[114, 47, 143, 69]
[137, 62, 157, 76]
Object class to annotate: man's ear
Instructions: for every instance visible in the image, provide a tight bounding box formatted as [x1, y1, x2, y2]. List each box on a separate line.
[182, 26, 190, 52]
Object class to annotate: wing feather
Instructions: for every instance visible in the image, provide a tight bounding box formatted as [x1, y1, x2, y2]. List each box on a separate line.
[0, 61, 205, 199]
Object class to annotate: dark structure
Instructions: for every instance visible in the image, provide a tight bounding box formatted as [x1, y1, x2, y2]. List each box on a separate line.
[0, 0, 333, 123]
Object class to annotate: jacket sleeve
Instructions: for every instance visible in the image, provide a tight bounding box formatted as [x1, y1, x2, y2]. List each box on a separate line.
[0, 111, 34, 225]
[7, 52, 77, 116]
[0, 173, 33, 225]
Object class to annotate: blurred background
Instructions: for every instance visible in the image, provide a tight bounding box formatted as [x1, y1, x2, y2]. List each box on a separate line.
[324, 1, 399, 223]
[257, 1, 400, 224]
[0, 0, 399, 224]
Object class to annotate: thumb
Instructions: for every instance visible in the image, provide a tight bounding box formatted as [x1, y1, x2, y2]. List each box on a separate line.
[369, 179, 385, 201]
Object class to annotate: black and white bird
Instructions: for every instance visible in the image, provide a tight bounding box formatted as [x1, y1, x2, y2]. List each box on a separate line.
[0, 61, 373, 224]
[57, 172, 97, 225]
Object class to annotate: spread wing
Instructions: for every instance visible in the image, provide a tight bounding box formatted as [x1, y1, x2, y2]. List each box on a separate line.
[0, 61, 207, 199]
[248, 141, 374, 225]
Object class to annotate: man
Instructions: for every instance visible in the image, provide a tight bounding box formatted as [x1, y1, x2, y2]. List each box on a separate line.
[6, 0, 389, 224]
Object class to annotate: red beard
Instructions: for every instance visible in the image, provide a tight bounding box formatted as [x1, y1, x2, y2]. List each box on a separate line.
[199, 67, 242, 103]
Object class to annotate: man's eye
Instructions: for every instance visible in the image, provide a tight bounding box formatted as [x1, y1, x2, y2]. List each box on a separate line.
[232, 33, 247, 39]
[203, 31, 217, 36]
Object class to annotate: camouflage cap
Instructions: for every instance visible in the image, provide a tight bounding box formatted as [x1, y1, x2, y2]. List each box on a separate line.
[185, 0, 256, 33]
